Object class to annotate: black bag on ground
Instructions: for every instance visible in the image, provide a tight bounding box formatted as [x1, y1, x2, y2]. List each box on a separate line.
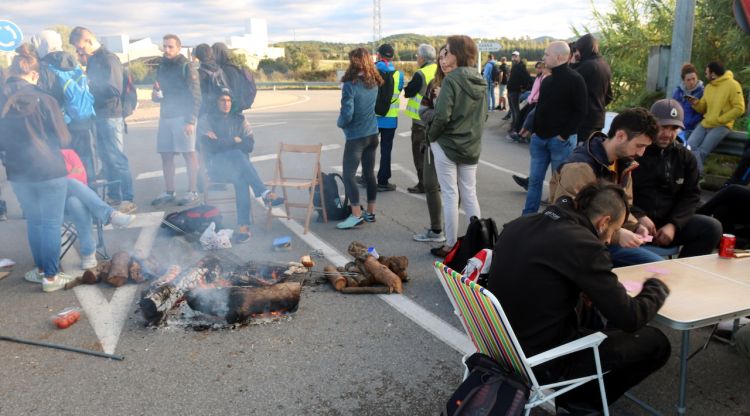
[161, 205, 223, 235]
[444, 353, 530, 416]
[313, 172, 351, 221]
[445, 216, 499, 272]
[375, 69, 395, 116]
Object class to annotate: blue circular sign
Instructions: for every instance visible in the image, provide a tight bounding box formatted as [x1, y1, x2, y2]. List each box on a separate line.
[0, 20, 23, 52]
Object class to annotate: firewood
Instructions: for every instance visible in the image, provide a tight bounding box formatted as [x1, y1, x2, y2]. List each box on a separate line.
[361, 256, 402, 293]
[349, 272, 373, 287]
[93, 260, 111, 282]
[107, 251, 131, 287]
[341, 286, 391, 294]
[82, 269, 100, 285]
[136, 255, 164, 280]
[324, 265, 346, 291]
[378, 256, 409, 282]
[344, 276, 358, 287]
[129, 259, 144, 283]
[64, 276, 85, 290]
[347, 241, 369, 259]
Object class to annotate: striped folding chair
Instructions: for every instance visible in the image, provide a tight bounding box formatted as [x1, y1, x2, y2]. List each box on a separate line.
[434, 261, 610, 416]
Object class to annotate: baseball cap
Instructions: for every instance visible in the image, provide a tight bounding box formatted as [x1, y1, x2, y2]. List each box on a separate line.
[650, 99, 684, 129]
[377, 44, 395, 59]
[511, 50, 520, 56]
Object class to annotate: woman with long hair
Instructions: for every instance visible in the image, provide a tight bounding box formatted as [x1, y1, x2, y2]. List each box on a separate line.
[0, 44, 74, 292]
[335, 47, 383, 229]
[426, 36, 487, 257]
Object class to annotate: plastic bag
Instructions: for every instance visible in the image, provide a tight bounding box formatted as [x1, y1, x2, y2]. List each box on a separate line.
[199, 222, 234, 250]
[50, 307, 82, 329]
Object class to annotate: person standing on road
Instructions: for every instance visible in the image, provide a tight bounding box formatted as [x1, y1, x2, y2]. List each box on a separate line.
[413, 45, 450, 244]
[482, 53, 497, 111]
[496, 56, 509, 111]
[403, 44, 437, 194]
[69, 27, 136, 214]
[373, 43, 404, 192]
[573, 34, 612, 143]
[150, 34, 202, 207]
[671, 63, 704, 141]
[0, 46, 74, 292]
[336, 47, 383, 229]
[427, 36, 487, 257]
[504, 51, 532, 124]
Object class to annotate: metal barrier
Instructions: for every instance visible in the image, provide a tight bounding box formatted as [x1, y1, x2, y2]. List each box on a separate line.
[256, 82, 340, 91]
[715, 131, 748, 157]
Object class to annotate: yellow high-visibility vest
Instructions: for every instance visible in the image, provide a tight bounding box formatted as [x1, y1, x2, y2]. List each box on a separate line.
[384, 71, 401, 118]
[404, 63, 438, 120]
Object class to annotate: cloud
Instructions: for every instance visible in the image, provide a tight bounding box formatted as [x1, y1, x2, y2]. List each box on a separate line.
[4, 0, 611, 45]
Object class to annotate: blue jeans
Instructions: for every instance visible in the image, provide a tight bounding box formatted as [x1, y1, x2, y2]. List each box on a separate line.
[607, 244, 664, 267]
[11, 177, 68, 276]
[523, 134, 577, 215]
[687, 124, 731, 174]
[96, 117, 134, 202]
[66, 178, 114, 256]
[486, 84, 495, 110]
[209, 150, 267, 226]
[377, 128, 396, 185]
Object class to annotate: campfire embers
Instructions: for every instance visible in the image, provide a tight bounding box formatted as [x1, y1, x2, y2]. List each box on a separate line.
[139, 256, 302, 327]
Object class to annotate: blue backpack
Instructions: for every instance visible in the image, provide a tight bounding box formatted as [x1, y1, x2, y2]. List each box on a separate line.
[48, 65, 95, 124]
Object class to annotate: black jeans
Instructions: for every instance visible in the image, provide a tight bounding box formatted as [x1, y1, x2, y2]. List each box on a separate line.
[410, 122, 426, 186]
[377, 127, 396, 185]
[508, 91, 522, 128]
[671, 214, 723, 257]
[536, 326, 671, 412]
[343, 134, 378, 206]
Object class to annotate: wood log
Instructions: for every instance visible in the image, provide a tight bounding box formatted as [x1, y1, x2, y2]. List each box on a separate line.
[349, 272, 373, 287]
[341, 286, 391, 294]
[378, 256, 409, 282]
[64, 276, 85, 290]
[88, 260, 111, 283]
[136, 255, 164, 280]
[226, 283, 301, 324]
[360, 256, 402, 293]
[107, 251, 131, 287]
[324, 265, 346, 291]
[344, 276, 359, 288]
[128, 259, 144, 283]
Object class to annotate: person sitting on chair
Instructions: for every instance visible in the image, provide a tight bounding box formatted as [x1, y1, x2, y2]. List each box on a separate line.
[487, 181, 671, 414]
[197, 89, 283, 243]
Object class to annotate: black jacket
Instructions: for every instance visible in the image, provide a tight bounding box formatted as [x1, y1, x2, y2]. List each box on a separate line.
[487, 200, 668, 358]
[197, 112, 254, 156]
[87, 47, 123, 118]
[533, 63, 588, 139]
[632, 142, 701, 230]
[155, 55, 201, 124]
[574, 35, 613, 131]
[507, 61, 532, 93]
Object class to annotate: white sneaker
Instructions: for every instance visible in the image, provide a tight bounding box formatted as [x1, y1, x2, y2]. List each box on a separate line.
[42, 273, 75, 292]
[24, 268, 43, 284]
[81, 253, 98, 270]
[413, 228, 447, 243]
[176, 191, 200, 206]
[109, 211, 135, 228]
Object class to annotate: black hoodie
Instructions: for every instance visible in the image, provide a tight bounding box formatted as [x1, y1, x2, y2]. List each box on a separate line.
[574, 34, 613, 131]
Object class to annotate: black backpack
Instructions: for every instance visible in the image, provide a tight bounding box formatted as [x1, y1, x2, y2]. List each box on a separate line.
[161, 205, 223, 236]
[444, 353, 530, 416]
[313, 172, 351, 221]
[491, 63, 501, 83]
[221, 64, 257, 111]
[199, 67, 229, 101]
[375, 69, 395, 116]
[445, 216, 499, 272]
[121, 67, 138, 119]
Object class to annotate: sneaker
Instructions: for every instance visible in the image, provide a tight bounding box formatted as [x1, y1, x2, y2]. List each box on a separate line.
[413, 228, 447, 243]
[81, 253, 98, 270]
[430, 245, 453, 258]
[42, 273, 75, 292]
[118, 201, 137, 214]
[177, 191, 200, 206]
[377, 183, 397, 192]
[262, 192, 285, 207]
[362, 209, 376, 223]
[355, 175, 365, 185]
[407, 184, 425, 194]
[336, 214, 364, 229]
[24, 268, 43, 284]
[512, 175, 529, 191]
[151, 192, 176, 206]
[0, 212, 6, 221]
[501, 114, 511, 121]
[232, 225, 251, 244]
[109, 211, 135, 228]
[507, 132, 523, 143]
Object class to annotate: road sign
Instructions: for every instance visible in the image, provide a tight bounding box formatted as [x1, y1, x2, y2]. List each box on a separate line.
[477, 42, 501, 52]
[0, 20, 23, 52]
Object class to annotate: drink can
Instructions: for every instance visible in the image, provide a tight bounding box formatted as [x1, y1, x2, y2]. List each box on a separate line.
[719, 234, 736, 258]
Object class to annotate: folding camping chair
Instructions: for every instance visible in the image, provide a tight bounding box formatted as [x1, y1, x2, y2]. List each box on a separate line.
[264, 142, 327, 234]
[60, 179, 116, 262]
[433, 261, 610, 416]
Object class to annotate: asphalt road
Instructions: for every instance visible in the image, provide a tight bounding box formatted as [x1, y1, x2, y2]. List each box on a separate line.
[0, 90, 748, 416]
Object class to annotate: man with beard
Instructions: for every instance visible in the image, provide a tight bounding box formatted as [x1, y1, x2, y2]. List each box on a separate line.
[574, 34, 613, 143]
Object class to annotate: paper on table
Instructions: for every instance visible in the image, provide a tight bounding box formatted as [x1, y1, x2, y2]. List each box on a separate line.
[622, 280, 643, 293]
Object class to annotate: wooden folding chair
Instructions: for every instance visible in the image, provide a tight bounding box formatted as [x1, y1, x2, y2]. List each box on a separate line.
[434, 261, 610, 416]
[264, 142, 327, 234]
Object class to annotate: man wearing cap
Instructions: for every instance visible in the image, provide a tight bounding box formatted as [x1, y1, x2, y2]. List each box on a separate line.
[403, 44, 437, 194]
[631, 99, 722, 257]
[373, 43, 405, 192]
[505, 51, 532, 124]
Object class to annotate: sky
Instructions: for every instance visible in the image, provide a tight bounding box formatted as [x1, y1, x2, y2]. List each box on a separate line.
[4, 0, 612, 46]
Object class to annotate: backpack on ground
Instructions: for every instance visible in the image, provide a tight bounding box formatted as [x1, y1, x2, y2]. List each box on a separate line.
[47, 65, 95, 124]
[221, 64, 257, 111]
[161, 205, 223, 236]
[444, 353, 530, 416]
[491, 63, 501, 83]
[445, 216, 499, 272]
[313, 172, 351, 221]
[375, 69, 395, 117]
[121, 67, 138, 119]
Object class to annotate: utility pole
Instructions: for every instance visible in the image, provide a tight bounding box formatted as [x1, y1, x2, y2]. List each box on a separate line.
[665, 0, 696, 98]
[373, 0, 381, 54]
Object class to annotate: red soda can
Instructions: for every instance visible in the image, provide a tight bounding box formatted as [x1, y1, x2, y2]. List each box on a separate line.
[719, 234, 736, 258]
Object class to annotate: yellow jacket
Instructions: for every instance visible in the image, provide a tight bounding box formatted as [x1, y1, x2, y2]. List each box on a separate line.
[692, 70, 745, 129]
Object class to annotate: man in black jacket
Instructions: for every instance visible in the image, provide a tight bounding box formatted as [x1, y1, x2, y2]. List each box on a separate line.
[150, 34, 202, 207]
[70, 27, 136, 213]
[505, 51, 532, 123]
[574, 34, 613, 142]
[488, 181, 671, 413]
[632, 99, 722, 257]
[522, 41, 587, 215]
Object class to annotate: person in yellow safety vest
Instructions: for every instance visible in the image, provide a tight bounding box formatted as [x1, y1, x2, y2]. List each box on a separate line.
[374, 43, 404, 192]
[403, 44, 437, 194]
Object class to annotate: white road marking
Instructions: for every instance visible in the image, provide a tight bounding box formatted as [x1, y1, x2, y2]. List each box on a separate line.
[252, 94, 312, 111]
[135, 144, 341, 180]
[478, 158, 550, 188]
[397, 131, 411, 137]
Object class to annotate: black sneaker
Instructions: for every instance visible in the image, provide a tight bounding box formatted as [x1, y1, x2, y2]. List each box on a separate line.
[355, 175, 365, 186]
[407, 184, 424, 194]
[502, 114, 511, 121]
[512, 175, 529, 191]
[377, 183, 396, 192]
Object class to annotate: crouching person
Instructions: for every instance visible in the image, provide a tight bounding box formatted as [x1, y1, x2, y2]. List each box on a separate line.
[197, 90, 283, 243]
[487, 181, 671, 414]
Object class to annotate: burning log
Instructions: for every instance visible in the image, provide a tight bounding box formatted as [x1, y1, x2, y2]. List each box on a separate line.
[187, 283, 302, 324]
[107, 251, 131, 287]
